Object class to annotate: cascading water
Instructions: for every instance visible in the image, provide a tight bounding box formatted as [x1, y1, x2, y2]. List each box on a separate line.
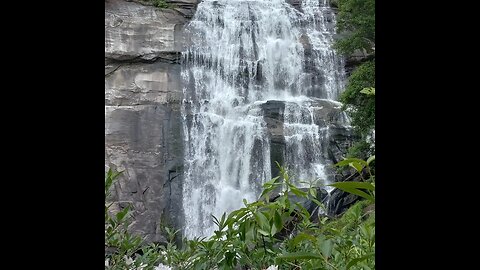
[181, 0, 346, 239]
[283, 0, 346, 189]
[300, 0, 345, 100]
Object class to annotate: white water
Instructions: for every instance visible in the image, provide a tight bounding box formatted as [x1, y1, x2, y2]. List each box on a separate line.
[181, 0, 346, 238]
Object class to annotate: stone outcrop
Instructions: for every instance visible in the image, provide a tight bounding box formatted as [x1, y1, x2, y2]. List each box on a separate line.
[260, 99, 355, 178]
[327, 171, 370, 216]
[344, 49, 375, 76]
[105, 0, 188, 62]
[105, 0, 198, 243]
[105, 61, 183, 106]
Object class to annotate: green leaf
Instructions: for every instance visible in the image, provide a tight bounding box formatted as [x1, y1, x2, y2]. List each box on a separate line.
[263, 176, 280, 188]
[212, 214, 220, 227]
[291, 232, 316, 247]
[329, 181, 375, 191]
[360, 87, 375, 96]
[257, 228, 270, 236]
[295, 202, 311, 219]
[277, 252, 323, 260]
[367, 155, 375, 165]
[225, 251, 236, 267]
[106, 202, 114, 210]
[290, 186, 308, 197]
[359, 88, 369, 94]
[227, 209, 241, 222]
[332, 187, 373, 201]
[260, 186, 275, 199]
[320, 239, 333, 259]
[288, 201, 296, 215]
[349, 161, 364, 173]
[347, 253, 375, 269]
[276, 195, 286, 208]
[335, 158, 367, 167]
[219, 212, 226, 229]
[254, 212, 270, 232]
[116, 206, 130, 221]
[311, 198, 324, 208]
[328, 181, 375, 201]
[246, 222, 255, 241]
[270, 223, 278, 235]
[274, 210, 282, 231]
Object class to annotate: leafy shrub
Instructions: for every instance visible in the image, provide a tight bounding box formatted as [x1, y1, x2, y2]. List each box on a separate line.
[105, 169, 164, 269]
[340, 60, 375, 137]
[105, 157, 375, 269]
[335, 0, 375, 55]
[151, 0, 170, 9]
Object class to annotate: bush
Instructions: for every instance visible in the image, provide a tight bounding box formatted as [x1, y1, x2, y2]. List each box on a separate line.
[105, 159, 375, 269]
[151, 0, 170, 9]
[335, 0, 375, 55]
[340, 60, 375, 137]
[105, 169, 163, 269]
[334, 0, 375, 156]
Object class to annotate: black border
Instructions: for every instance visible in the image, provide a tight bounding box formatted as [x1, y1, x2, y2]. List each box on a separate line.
[376, 0, 467, 268]
[4, 0, 469, 268]
[5, 1, 105, 267]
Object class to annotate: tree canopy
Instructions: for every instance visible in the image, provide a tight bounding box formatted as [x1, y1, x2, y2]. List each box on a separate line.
[335, 0, 375, 55]
[334, 0, 375, 158]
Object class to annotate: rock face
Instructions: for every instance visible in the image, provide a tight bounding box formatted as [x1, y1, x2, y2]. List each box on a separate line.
[107, 2, 177, 61]
[344, 49, 374, 76]
[260, 99, 355, 179]
[105, 0, 198, 243]
[260, 99, 357, 218]
[105, 61, 183, 106]
[327, 171, 368, 216]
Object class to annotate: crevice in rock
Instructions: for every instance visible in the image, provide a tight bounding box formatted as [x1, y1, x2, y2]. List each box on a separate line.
[122, 0, 199, 18]
[105, 52, 182, 65]
[105, 63, 123, 77]
[345, 53, 374, 75]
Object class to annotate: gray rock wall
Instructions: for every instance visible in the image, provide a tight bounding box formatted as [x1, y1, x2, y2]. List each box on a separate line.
[105, 0, 197, 243]
[260, 99, 355, 180]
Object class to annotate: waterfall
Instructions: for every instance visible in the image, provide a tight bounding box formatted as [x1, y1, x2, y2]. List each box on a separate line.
[283, 0, 346, 189]
[181, 0, 346, 239]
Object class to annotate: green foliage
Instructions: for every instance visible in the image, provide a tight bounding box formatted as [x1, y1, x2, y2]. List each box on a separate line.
[105, 169, 163, 269]
[105, 161, 375, 269]
[329, 156, 375, 202]
[334, 0, 375, 157]
[340, 60, 375, 136]
[330, 0, 339, 8]
[360, 87, 375, 96]
[159, 164, 375, 269]
[323, 200, 371, 233]
[320, 200, 375, 270]
[347, 140, 371, 159]
[335, 0, 375, 55]
[329, 181, 374, 201]
[150, 0, 171, 9]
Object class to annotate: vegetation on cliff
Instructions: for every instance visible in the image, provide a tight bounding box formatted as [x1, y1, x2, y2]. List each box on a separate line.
[335, 0, 375, 159]
[105, 156, 375, 270]
[335, 0, 375, 55]
[150, 0, 171, 9]
[128, 0, 172, 9]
